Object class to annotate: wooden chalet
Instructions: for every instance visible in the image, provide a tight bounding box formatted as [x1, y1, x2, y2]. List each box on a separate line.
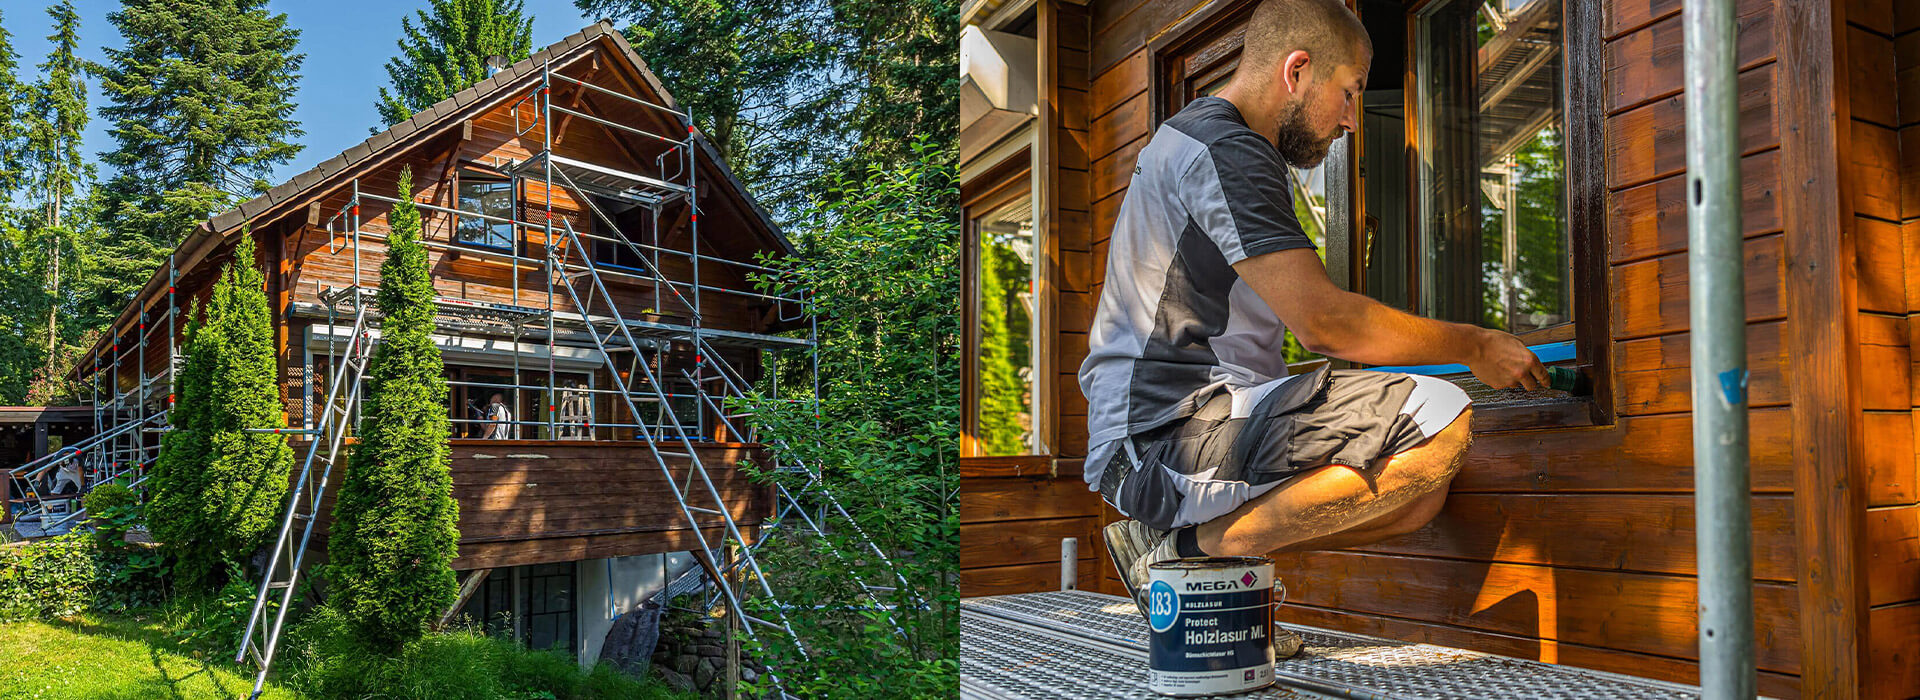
[959, 0, 1917, 696]
[60, 22, 799, 660]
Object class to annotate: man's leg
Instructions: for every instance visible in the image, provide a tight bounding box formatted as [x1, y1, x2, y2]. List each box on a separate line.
[1193, 407, 1472, 557]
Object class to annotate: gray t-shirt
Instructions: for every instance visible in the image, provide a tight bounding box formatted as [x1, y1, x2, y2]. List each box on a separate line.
[1078, 96, 1316, 489]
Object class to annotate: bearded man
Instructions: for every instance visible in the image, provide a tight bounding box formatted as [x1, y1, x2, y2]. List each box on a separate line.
[1085, 0, 1547, 657]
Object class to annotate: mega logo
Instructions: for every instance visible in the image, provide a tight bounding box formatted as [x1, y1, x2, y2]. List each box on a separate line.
[1184, 579, 1241, 592]
[1147, 580, 1178, 632]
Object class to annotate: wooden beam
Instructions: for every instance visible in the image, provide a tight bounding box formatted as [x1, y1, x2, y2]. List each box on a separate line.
[1779, 0, 1868, 695]
[438, 568, 491, 630]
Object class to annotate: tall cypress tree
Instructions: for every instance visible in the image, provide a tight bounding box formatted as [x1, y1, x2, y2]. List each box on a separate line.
[148, 235, 293, 589]
[376, 0, 533, 127]
[89, 0, 303, 326]
[24, 0, 92, 371]
[327, 170, 459, 650]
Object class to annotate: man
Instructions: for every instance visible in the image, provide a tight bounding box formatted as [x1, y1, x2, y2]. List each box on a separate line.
[1083, 0, 1546, 658]
[481, 392, 516, 440]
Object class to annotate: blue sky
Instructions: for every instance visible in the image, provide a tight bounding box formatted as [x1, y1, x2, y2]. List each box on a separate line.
[7, 0, 602, 185]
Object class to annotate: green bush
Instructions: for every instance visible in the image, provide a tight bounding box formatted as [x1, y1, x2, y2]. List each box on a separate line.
[0, 534, 166, 621]
[734, 138, 958, 697]
[326, 168, 460, 651]
[81, 481, 140, 549]
[282, 606, 685, 700]
[148, 234, 295, 589]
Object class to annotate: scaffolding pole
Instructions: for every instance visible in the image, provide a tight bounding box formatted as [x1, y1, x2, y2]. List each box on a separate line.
[1684, 0, 1754, 696]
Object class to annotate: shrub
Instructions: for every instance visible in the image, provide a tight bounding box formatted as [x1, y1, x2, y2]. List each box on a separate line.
[326, 168, 460, 651]
[0, 534, 166, 621]
[733, 138, 958, 697]
[148, 234, 294, 589]
[282, 606, 685, 700]
[81, 481, 139, 549]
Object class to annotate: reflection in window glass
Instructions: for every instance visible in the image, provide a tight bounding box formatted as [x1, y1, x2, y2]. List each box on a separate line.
[458, 175, 517, 250]
[973, 195, 1035, 456]
[1416, 0, 1567, 334]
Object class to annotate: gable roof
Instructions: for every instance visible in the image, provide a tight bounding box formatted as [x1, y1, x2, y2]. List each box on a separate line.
[96, 21, 791, 348]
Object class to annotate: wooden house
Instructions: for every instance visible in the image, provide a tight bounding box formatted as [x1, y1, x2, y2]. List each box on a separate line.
[958, 0, 1918, 696]
[54, 22, 799, 662]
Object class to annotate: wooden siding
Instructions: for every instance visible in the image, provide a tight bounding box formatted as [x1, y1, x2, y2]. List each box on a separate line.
[949, 0, 1919, 696]
[296, 440, 771, 570]
[1862, 0, 1920, 696]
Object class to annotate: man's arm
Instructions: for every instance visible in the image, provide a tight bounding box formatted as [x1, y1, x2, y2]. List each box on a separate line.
[1233, 248, 1548, 391]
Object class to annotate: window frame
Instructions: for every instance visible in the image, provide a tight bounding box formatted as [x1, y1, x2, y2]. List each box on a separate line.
[960, 148, 1042, 458]
[1147, 0, 1613, 430]
[452, 166, 522, 255]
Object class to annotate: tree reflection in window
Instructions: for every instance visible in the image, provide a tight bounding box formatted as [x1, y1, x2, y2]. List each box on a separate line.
[1417, 0, 1568, 335]
[973, 196, 1035, 456]
[457, 174, 517, 251]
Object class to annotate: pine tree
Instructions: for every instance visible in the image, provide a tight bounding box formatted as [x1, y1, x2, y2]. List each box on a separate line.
[23, 0, 92, 372]
[89, 0, 303, 328]
[148, 235, 293, 588]
[327, 170, 459, 650]
[0, 9, 28, 197]
[376, 0, 533, 127]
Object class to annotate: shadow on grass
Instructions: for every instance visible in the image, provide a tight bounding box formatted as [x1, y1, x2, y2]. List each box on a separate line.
[43, 614, 261, 700]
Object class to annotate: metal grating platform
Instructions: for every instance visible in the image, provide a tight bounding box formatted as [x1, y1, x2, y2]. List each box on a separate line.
[962, 591, 1720, 700]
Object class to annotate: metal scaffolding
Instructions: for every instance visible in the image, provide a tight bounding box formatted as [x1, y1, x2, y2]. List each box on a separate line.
[4, 57, 876, 699]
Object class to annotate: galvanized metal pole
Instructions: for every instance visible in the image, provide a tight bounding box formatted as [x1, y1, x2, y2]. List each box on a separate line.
[1684, 0, 1754, 695]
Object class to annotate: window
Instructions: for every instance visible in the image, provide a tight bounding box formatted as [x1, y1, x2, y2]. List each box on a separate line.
[1151, 0, 1609, 427]
[962, 153, 1040, 457]
[456, 170, 518, 251]
[1413, 0, 1567, 336]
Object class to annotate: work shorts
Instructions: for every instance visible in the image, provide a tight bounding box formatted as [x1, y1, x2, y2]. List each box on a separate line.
[1097, 365, 1472, 531]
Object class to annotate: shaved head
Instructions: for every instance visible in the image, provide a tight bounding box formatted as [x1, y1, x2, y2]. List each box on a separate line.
[1241, 0, 1371, 81]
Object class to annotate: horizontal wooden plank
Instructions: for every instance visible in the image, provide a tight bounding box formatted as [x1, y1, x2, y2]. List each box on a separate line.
[1858, 218, 1906, 313]
[1090, 48, 1148, 121]
[1091, 135, 1147, 202]
[960, 515, 1098, 568]
[1851, 119, 1901, 222]
[960, 475, 1103, 523]
[454, 526, 732, 570]
[1867, 505, 1920, 606]
[1092, 91, 1151, 163]
[1604, 0, 1775, 114]
[1354, 493, 1798, 582]
[960, 558, 1094, 598]
[1272, 549, 1802, 673]
[1849, 25, 1897, 128]
[1454, 408, 1795, 493]
[1610, 233, 1784, 339]
[1869, 603, 1920, 698]
[1606, 64, 1778, 190]
[1607, 148, 1782, 264]
[1092, 188, 1124, 246]
[1614, 321, 1788, 415]
[1276, 604, 1803, 699]
[1605, 0, 1681, 39]
[959, 455, 1060, 479]
[1862, 338, 1911, 411]
[1864, 411, 1916, 506]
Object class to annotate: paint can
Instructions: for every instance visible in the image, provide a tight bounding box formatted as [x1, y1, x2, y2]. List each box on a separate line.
[1146, 556, 1275, 696]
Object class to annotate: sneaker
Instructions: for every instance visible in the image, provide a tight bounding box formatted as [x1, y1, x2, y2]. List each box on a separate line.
[1102, 519, 1174, 618]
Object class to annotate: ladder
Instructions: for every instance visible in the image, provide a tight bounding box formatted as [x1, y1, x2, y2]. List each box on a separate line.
[549, 219, 812, 664]
[6, 410, 169, 536]
[235, 300, 377, 700]
[684, 335, 918, 631]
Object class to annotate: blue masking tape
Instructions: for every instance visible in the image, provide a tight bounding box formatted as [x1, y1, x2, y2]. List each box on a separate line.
[1362, 340, 1576, 376]
[1718, 368, 1749, 406]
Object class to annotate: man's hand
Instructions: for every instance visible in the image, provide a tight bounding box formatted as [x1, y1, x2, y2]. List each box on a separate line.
[1468, 328, 1548, 391]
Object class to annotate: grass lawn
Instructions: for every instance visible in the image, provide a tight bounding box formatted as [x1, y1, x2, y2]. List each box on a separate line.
[0, 613, 295, 700]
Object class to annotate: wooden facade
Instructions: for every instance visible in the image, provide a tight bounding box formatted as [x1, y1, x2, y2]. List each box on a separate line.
[79, 23, 786, 572]
[960, 0, 1920, 696]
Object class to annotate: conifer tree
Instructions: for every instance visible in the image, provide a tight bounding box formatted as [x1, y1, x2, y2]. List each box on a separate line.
[0, 9, 30, 196]
[24, 0, 92, 371]
[327, 170, 459, 650]
[148, 235, 292, 588]
[89, 0, 303, 326]
[376, 0, 533, 127]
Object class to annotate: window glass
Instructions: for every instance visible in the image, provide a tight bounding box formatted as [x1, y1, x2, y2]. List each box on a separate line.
[457, 174, 518, 251]
[1414, 0, 1567, 334]
[972, 192, 1036, 456]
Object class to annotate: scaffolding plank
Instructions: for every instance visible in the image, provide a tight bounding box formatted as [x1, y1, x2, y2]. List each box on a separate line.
[960, 591, 1733, 700]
